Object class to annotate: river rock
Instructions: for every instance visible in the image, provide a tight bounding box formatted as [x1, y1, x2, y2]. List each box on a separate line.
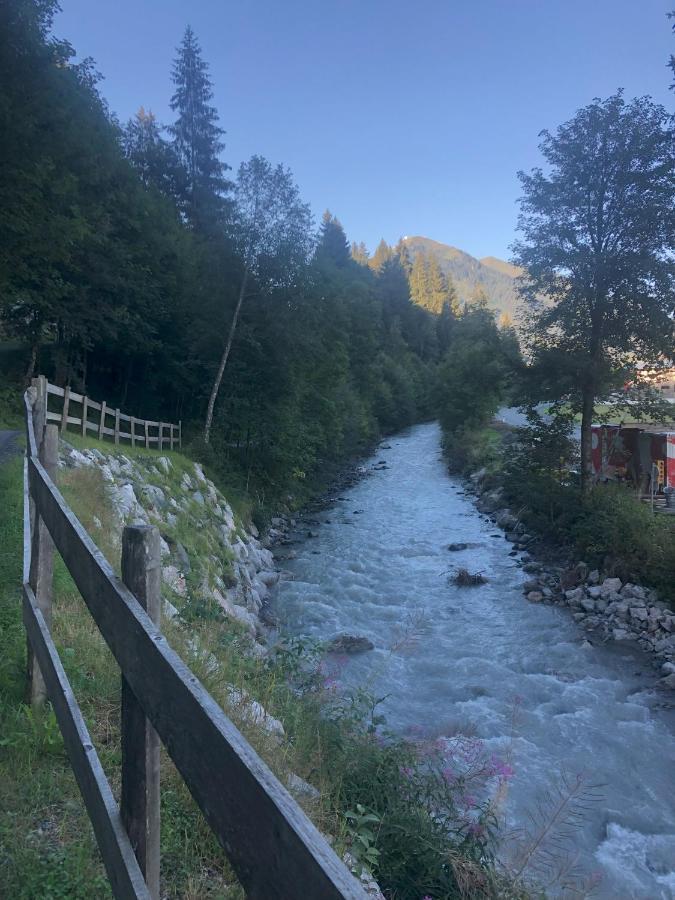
[613, 628, 634, 641]
[527, 591, 543, 603]
[587, 569, 600, 585]
[162, 565, 186, 597]
[496, 509, 518, 531]
[327, 634, 374, 654]
[565, 587, 585, 605]
[600, 577, 622, 597]
[447, 542, 469, 551]
[580, 597, 596, 613]
[286, 773, 320, 801]
[659, 674, 675, 690]
[629, 607, 649, 624]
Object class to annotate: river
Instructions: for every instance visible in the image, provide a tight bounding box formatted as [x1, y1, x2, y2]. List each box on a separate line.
[273, 422, 675, 899]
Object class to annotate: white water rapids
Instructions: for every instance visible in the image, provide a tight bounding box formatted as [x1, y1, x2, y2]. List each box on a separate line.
[273, 422, 675, 899]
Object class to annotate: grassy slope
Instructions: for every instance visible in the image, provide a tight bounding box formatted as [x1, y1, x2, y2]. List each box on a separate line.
[0, 450, 249, 898]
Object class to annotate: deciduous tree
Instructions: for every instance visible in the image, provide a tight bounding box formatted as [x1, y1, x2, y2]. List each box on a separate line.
[513, 93, 675, 489]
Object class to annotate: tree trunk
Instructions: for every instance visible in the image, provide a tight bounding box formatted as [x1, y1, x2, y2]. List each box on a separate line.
[579, 378, 595, 492]
[25, 341, 39, 383]
[204, 270, 249, 444]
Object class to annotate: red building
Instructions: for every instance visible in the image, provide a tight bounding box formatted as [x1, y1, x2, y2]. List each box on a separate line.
[591, 424, 675, 490]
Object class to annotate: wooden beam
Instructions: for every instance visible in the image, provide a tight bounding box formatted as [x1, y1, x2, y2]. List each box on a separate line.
[22, 583, 150, 900]
[121, 527, 161, 900]
[82, 396, 89, 437]
[28, 457, 367, 900]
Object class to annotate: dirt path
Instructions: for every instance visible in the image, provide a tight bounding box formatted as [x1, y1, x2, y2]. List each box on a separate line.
[0, 430, 21, 464]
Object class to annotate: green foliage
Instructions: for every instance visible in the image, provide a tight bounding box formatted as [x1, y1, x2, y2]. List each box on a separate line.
[436, 307, 517, 443]
[502, 413, 675, 599]
[513, 92, 675, 486]
[169, 24, 232, 229]
[572, 487, 675, 595]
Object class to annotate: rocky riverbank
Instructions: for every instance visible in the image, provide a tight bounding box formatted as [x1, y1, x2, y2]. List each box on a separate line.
[466, 467, 675, 690]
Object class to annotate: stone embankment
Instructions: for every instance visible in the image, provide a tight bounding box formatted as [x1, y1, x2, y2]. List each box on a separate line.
[61, 444, 279, 640]
[467, 468, 675, 691]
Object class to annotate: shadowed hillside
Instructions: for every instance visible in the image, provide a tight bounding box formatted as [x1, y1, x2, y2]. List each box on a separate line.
[402, 236, 522, 318]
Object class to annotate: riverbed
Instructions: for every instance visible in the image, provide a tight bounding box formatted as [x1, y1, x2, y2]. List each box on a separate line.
[274, 421, 675, 899]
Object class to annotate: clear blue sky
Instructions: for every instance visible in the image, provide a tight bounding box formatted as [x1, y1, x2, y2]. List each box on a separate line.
[55, 0, 673, 261]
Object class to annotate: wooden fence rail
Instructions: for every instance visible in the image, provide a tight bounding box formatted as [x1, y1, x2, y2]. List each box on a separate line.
[36, 375, 181, 450]
[22, 382, 365, 900]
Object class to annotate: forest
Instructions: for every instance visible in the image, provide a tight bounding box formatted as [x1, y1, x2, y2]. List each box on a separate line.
[0, 0, 520, 507]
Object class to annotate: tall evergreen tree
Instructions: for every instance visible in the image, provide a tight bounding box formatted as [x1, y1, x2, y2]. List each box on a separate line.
[409, 250, 430, 309]
[395, 238, 412, 275]
[351, 241, 369, 266]
[315, 211, 351, 267]
[369, 238, 393, 271]
[169, 26, 232, 229]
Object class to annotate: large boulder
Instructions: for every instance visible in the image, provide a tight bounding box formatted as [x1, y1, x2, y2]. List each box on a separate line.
[496, 509, 518, 531]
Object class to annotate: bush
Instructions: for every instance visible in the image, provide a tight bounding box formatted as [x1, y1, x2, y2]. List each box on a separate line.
[573, 486, 675, 596]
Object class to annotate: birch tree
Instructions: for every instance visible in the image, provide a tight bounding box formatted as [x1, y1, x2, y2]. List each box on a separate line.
[203, 155, 313, 443]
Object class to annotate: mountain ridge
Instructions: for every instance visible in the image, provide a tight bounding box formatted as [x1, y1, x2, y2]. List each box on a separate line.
[401, 236, 522, 319]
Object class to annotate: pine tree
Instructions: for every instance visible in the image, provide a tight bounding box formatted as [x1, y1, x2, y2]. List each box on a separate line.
[395, 238, 412, 275]
[469, 285, 490, 309]
[427, 255, 450, 314]
[369, 238, 393, 271]
[169, 26, 232, 229]
[351, 241, 369, 265]
[315, 211, 351, 267]
[409, 250, 430, 308]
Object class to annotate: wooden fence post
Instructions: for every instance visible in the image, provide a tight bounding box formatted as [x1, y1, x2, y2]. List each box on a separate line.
[99, 400, 107, 441]
[27, 422, 58, 708]
[61, 385, 71, 434]
[178, 421, 182, 449]
[144, 421, 149, 449]
[81, 396, 88, 437]
[121, 526, 161, 900]
[131, 417, 136, 449]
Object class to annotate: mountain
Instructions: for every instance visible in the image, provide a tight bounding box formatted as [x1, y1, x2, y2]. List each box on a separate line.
[401, 236, 523, 320]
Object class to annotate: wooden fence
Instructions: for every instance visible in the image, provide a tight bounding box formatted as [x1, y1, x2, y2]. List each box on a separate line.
[22, 381, 366, 900]
[38, 375, 181, 450]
